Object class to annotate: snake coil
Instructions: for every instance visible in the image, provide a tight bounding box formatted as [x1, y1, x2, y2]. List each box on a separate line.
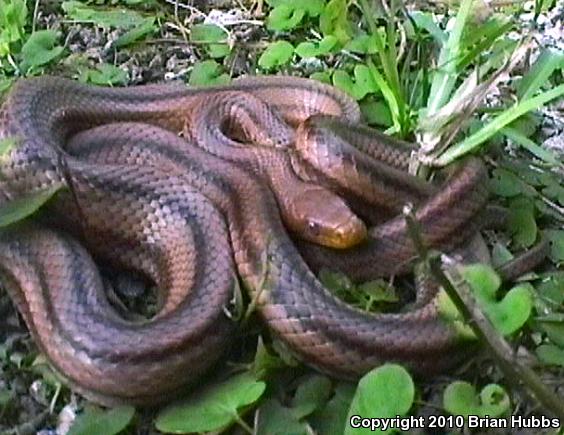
[0, 76, 531, 405]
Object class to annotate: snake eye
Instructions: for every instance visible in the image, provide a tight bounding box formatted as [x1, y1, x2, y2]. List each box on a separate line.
[307, 221, 321, 236]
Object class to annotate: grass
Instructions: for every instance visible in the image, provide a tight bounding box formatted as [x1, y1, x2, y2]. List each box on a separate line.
[0, 0, 563, 433]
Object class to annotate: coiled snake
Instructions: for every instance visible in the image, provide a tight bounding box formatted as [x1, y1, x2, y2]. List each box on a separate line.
[0, 76, 543, 405]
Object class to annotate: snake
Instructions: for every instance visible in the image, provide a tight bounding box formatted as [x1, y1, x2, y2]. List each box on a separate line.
[0, 75, 546, 406]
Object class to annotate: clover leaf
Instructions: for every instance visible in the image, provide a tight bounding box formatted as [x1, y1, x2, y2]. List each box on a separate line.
[507, 196, 537, 248]
[20, 30, 64, 73]
[266, 0, 325, 31]
[78, 64, 128, 86]
[190, 24, 230, 59]
[155, 373, 265, 433]
[258, 41, 294, 69]
[295, 35, 338, 58]
[489, 168, 529, 197]
[62, 1, 145, 28]
[344, 33, 379, 54]
[462, 264, 533, 335]
[68, 405, 135, 435]
[267, 4, 305, 31]
[546, 230, 564, 262]
[345, 364, 414, 434]
[291, 375, 333, 418]
[536, 344, 564, 367]
[311, 383, 356, 435]
[319, 0, 352, 43]
[332, 65, 378, 100]
[443, 382, 510, 418]
[189, 60, 230, 86]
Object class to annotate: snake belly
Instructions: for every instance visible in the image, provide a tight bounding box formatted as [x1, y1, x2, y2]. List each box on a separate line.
[0, 76, 485, 405]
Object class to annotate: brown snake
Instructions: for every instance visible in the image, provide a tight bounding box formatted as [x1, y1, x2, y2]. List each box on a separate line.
[0, 76, 545, 405]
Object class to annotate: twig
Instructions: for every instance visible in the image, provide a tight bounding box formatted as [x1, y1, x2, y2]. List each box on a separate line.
[404, 208, 564, 420]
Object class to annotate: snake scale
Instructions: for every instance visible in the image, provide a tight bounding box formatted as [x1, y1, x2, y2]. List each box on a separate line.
[0, 75, 542, 405]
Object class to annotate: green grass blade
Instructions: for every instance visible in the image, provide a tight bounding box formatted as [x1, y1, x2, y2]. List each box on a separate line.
[436, 84, 564, 165]
[502, 126, 562, 167]
[367, 60, 401, 133]
[517, 48, 564, 100]
[426, 0, 474, 114]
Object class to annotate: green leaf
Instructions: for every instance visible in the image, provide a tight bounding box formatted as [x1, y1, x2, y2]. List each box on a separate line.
[542, 182, 564, 206]
[345, 365, 414, 434]
[62, 1, 146, 28]
[20, 30, 64, 73]
[344, 33, 379, 54]
[462, 263, 501, 299]
[266, 0, 325, 31]
[0, 77, 14, 95]
[252, 336, 285, 378]
[508, 112, 541, 138]
[536, 314, 564, 348]
[489, 168, 528, 197]
[258, 41, 294, 69]
[410, 11, 446, 44]
[256, 398, 307, 435]
[310, 383, 355, 435]
[310, 71, 332, 84]
[462, 264, 533, 335]
[546, 230, 564, 262]
[487, 283, 533, 335]
[536, 273, 564, 306]
[0, 0, 27, 57]
[68, 405, 135, 435]
[113, 17, 156, 48]
[332, 65, 378, 101]
[443, 382, 510, 417]
[536, 344, 564, 367]
[360, 97, 393, 127]
[295, 35, 337, 58]
[267, 5, 306, 31]
[479, 384, 512, 417]
[79, 64, 128, 86]
[332, 70, 360, 100]
[155, 373, 265, 433]
[319, 268, 354, 294]
[444, 382, 476, 416]
[190, 24, 230, 59]
[265, 0, 323, 13]
[299, 0, 325, 15]
[507, 197, 537, 248]
[517, 48, 564, 100]
[319, 0, 352, 44]
[357, 280, 398, 304]
[437, 289, 476, 339]
[291, 375, 332, 418]
[0, 185, 63, 227]
[189, 60, 230, 86]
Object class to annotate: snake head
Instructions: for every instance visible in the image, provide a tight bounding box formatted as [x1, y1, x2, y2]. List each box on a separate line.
[289, 185, 367, 250]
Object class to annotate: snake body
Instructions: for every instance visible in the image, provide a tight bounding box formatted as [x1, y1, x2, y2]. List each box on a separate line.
[0, 76, 530, 405]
